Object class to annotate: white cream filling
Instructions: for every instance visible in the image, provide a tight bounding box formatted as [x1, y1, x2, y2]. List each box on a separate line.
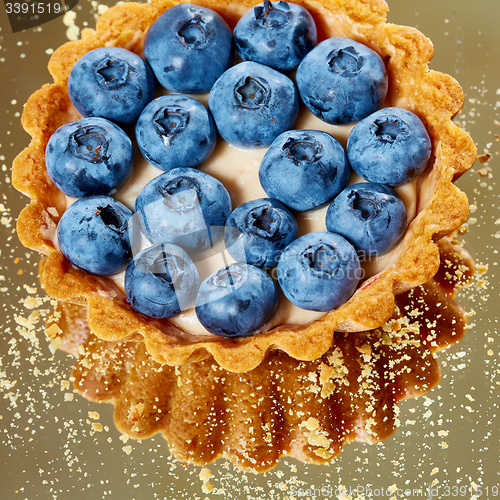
[61, 20, 419, 336]
[100, 98, 417, 336]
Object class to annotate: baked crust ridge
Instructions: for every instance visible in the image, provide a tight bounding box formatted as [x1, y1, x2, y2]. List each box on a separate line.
[48, 236, 475, 471]
[13, 0, 476, 373]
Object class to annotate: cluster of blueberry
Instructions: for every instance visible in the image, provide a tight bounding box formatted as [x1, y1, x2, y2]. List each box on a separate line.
[49, 2, 432, 338]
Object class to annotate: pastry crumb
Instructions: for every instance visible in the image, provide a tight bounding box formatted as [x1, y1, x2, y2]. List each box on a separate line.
[127, 403, 145, 422]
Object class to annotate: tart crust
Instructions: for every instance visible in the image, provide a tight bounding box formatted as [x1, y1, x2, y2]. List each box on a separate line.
[13, 0, 476, 373]
[48, 237, 475, 471]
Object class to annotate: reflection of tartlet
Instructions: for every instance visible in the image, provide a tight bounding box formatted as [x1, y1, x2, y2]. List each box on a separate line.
[48, 237, 474, 471]
[13, 0, 476, 373]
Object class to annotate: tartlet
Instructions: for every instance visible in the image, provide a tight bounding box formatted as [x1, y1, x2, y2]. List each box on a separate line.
[13, 0, 476, 373]
[48, 236, 475, 471]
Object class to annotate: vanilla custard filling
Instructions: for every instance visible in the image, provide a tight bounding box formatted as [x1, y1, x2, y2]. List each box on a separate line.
[61, 38, 418, 336]
[79, 93, 416, 336]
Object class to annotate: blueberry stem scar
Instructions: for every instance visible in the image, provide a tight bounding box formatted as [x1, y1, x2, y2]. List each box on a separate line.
[97, 205, 123, 231]
[263, 0, 271, 16]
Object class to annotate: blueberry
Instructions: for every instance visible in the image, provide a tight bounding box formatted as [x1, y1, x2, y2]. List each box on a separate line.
[68, 47, 155, 125]
[296, 37, 388, 125]
[136, 95, 217, 172]
[259, 130, 350, 211]
[135, 168, 232, 253]
[234, 1, 317, 71]
[195, 263, 279, 337]
[45, 117, 134, 197]
[208, 61, 299, 148]
[224, 198, 297, 268]
[125, 243, 199, 319]
[277, 232, 361, 311]
[57, 196, 136, 276]
[144, 3, 234, 93]
[326, 182, 407, 256]
[347, 107, 432, 186]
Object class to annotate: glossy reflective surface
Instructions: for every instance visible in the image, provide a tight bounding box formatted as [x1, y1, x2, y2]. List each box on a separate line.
[1, 1, 499, 497]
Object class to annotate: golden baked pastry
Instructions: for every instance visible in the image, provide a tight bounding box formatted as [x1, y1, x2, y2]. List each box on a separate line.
[13, 0, 476, 372]
[47, 237, 474, 471]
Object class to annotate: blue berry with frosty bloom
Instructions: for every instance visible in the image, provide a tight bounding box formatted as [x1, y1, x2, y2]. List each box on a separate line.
[259, 129, 350, 211]
[136, 95, 217, 172]
[68, 47, 155, 125]
[326, 182, 407, 256]
[45, 117, 133, 197]
[347, 107, 432, 186]
[277, 232, 361, 311]
[125, 243, 199, 319]
[195, 263, 279, 337]
[57, 196, 136, 276]
[234, 1, 317, 71]
[224, 198, 297, 268]
[135, 168, 232, 254]
[144, 3, 234, 93]
[208, 61, 299, 148]
[296, 37, 388, 125]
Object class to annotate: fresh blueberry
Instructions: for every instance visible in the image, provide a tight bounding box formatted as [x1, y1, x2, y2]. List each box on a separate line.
[224, 198, 297, 268]
[259, 130, 350, 211]
[57, 196, 136, 276]
[135, 168, 232, 253]
[347, 107, 432, 186]
[296, 37, 388, 125]
[45, 117, 133, 197]
[326, 182, 407, 256]
[144, 3, 234, 93]
[234, 1, 317, 71]
[277, 232, 361, 311]
[136, 95, 217, 172]
[195, 263, 279, 337]
[208, 61, 299, 148]
[68, 47, 155, 125]
[125, 243, 199, 319]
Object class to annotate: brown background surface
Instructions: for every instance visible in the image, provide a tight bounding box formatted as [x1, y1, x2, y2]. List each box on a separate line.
[1, 0, 499, 498]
